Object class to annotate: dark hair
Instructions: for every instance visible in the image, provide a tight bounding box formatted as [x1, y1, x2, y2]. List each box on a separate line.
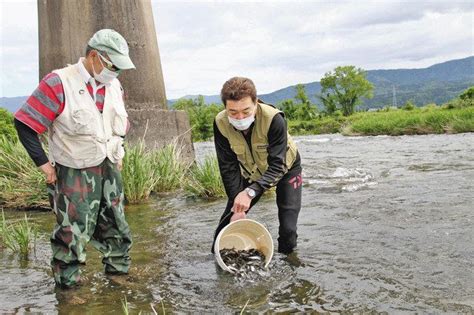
[220, 77, 257, 106]
[86, 45, 108, 56]
[85, 45, 95, 57]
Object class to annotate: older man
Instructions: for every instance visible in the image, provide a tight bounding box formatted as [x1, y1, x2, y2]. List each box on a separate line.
[14, 29, 135, 288]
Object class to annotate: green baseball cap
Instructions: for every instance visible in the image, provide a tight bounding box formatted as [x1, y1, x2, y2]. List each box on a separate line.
[88, 29, 136, 70]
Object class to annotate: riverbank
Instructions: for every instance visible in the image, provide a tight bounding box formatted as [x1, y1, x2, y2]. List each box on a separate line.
[1, 103, 473, 210]
[0, 138, 225, 210]
[289, 105, 474, 136]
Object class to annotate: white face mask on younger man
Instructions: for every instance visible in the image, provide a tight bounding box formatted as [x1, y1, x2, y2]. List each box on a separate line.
[228, 115, 255, 131]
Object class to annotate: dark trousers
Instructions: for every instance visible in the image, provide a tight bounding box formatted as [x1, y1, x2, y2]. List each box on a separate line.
[212, 165, 302, 254]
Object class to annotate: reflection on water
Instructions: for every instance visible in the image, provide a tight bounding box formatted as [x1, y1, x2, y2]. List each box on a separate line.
[1, 133, 473, 313]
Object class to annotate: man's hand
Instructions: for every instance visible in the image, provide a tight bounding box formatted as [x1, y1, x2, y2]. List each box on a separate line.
[117, 159, 123, 171]
[232, 190, 252, 213]
[39, 162, 57, 184]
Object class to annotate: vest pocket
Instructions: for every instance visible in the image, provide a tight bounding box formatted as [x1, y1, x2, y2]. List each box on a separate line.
[112, 113, 128, 136]
[253, 143, 268, 161]
[59, 134, 99, 162]
[71, 109, 96, 135]
[231, 144, 246, 163]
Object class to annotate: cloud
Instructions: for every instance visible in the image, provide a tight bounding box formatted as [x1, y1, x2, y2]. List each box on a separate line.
[153, 1, 473, 98]
[0, 0, 38, 97]
[0, 0, 472, 99]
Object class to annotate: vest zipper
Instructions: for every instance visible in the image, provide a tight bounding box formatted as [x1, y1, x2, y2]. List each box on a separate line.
[241, 131, 263, 177]
[238, 162, 252, 177]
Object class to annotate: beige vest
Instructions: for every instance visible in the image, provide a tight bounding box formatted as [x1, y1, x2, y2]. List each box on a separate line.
[215, 102, 298, 182]
[49, 64, 128, 169]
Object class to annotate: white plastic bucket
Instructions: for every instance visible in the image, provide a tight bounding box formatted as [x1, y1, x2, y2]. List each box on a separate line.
[214, 219, 274, 272]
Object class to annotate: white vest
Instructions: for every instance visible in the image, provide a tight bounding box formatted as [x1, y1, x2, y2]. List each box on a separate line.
[49, 64, 128, 169]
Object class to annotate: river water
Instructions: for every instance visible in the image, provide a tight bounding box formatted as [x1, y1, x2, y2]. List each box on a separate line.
[1, 133, 473, 313]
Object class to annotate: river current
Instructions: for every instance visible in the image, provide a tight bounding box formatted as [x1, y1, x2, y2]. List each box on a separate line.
[1, 133, 473, 313]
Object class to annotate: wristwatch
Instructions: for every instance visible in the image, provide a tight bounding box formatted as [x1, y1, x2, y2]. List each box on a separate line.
[245, 187, 256, 199]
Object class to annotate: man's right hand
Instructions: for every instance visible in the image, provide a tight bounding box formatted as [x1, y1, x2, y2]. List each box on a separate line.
[39, 162, 57, 184]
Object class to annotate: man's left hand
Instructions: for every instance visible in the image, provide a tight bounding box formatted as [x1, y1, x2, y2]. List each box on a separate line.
[232, 190, 252, 213]
[117, 159, 123, 171]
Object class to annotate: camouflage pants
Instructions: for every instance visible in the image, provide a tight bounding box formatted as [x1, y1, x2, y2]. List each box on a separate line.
[48, 158, 132, 287]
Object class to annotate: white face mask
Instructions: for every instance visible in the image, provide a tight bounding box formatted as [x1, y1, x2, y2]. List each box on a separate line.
[92, 54, 119, 84]
[228, 115, 255, 131]
[93, 65, 119, 84]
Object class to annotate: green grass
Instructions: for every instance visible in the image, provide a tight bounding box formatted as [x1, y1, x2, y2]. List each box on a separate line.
[0, 136, 49, 209]
[1, 209, 38, 258]
[152, 143, 189, 193]
[122, 141, 190, 203]
[122, 294, 166, 315]
[288, 115, 346, 135]
[0, 136, 224, 209]
[288, 105, 474, 136]
[345, 106, 474, 136]
[122, 141, 161, 204]
[121, 295, 130, 315]
[240, 298, 251, 314]
[184, 155, 226, 199]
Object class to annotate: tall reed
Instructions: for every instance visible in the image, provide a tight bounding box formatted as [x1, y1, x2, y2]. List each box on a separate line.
[122, 141, 160, 204]
[0, 136, 48, 209]
[184, 155, 226, 198]
[152, 142, 189, 193]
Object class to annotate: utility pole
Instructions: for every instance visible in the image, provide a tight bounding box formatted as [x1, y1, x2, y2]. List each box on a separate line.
[37, 0, 194, 160]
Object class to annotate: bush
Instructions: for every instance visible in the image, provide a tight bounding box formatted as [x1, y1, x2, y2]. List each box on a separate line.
[459, 86, 474, 102]
[0, 109, 17, 142]
[402, 100, 415, 111]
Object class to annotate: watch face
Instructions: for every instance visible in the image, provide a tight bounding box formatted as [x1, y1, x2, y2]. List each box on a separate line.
[246, 188, 255, 197]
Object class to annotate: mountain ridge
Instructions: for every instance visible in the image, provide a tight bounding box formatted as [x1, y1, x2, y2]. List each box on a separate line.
[2, 56, 473, 112]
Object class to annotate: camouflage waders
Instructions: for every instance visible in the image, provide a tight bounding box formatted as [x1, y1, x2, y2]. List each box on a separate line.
[48, 158, 132, 288]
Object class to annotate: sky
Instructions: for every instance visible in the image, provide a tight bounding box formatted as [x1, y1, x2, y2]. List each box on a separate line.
[0, 0, 473, 99]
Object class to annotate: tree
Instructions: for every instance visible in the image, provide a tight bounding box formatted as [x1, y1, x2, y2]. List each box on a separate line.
[277, 85, 317, 121]
[319, 92, 337, 115]
[173, 96, 223, 141]
[320, 66, 374, 116]
[459, 86, 474, 104]
[277, 99, 298, 120]
[294, 84, 317, 120]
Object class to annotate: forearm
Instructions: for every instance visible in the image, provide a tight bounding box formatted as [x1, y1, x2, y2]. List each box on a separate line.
[249, 155, 287, 195]
[14, 118, 49, 167]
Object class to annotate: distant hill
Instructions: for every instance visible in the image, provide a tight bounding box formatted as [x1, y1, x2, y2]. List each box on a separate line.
[0, 96, 27, 113]
[2, 56, 473, 112]
[257, 56, 474, 109]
